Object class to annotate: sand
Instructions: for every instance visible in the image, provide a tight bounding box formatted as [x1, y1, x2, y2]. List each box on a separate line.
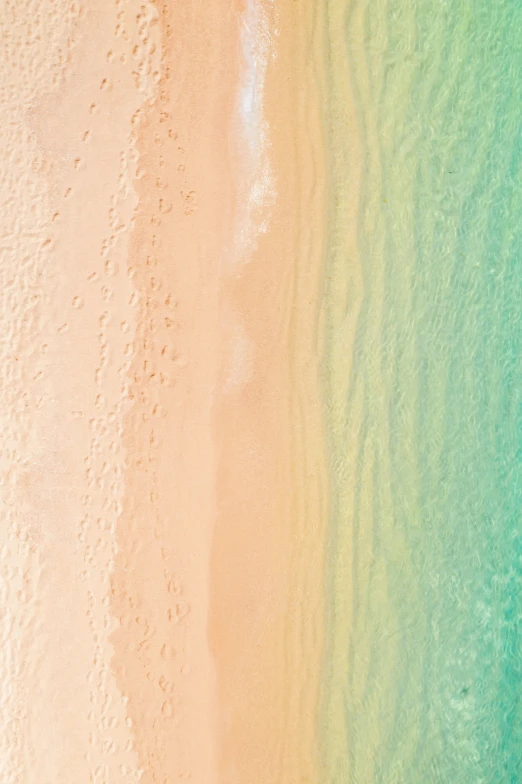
[208, 1, 328, 781]
[1, 1, 153, 780]
[0, 1, 327, 782]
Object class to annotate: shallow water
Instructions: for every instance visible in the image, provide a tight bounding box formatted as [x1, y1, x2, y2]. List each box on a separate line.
[322, 1, 522, 781]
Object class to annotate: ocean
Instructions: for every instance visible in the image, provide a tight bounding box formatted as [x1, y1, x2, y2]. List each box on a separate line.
[321, 0, 522, 781]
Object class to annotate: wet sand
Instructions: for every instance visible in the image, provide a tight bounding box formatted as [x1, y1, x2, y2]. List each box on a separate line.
[1, 1, 328, 781]
[208, 1, 328, 781]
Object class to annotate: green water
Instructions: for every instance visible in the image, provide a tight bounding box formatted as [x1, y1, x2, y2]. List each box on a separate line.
[322, 1, 522, 781]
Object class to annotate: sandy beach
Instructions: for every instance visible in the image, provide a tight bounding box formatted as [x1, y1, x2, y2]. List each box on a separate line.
[1, 1, 328, 782]
[2, 1, 156, 780]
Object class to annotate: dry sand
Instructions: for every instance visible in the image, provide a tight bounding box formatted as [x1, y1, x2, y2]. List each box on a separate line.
[0, 1, 327, 782]
[1, 2, 157, 780]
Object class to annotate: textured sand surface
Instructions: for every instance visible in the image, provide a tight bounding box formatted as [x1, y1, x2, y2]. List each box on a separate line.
[1, 1, 156, 780]
[109, 2, 240, 782]
[0, 1, 326, 782]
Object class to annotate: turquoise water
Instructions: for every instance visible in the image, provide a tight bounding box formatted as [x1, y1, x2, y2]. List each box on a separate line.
[322, 1, 522, 781]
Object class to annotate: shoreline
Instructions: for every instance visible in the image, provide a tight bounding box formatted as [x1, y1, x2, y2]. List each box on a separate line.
[208, 1, 329, 780]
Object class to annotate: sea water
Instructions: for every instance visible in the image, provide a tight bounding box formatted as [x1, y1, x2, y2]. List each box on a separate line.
[322, 1, 522, 781]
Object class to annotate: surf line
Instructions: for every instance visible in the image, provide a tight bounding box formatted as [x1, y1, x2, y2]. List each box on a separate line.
[233, 0, 277, 264]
